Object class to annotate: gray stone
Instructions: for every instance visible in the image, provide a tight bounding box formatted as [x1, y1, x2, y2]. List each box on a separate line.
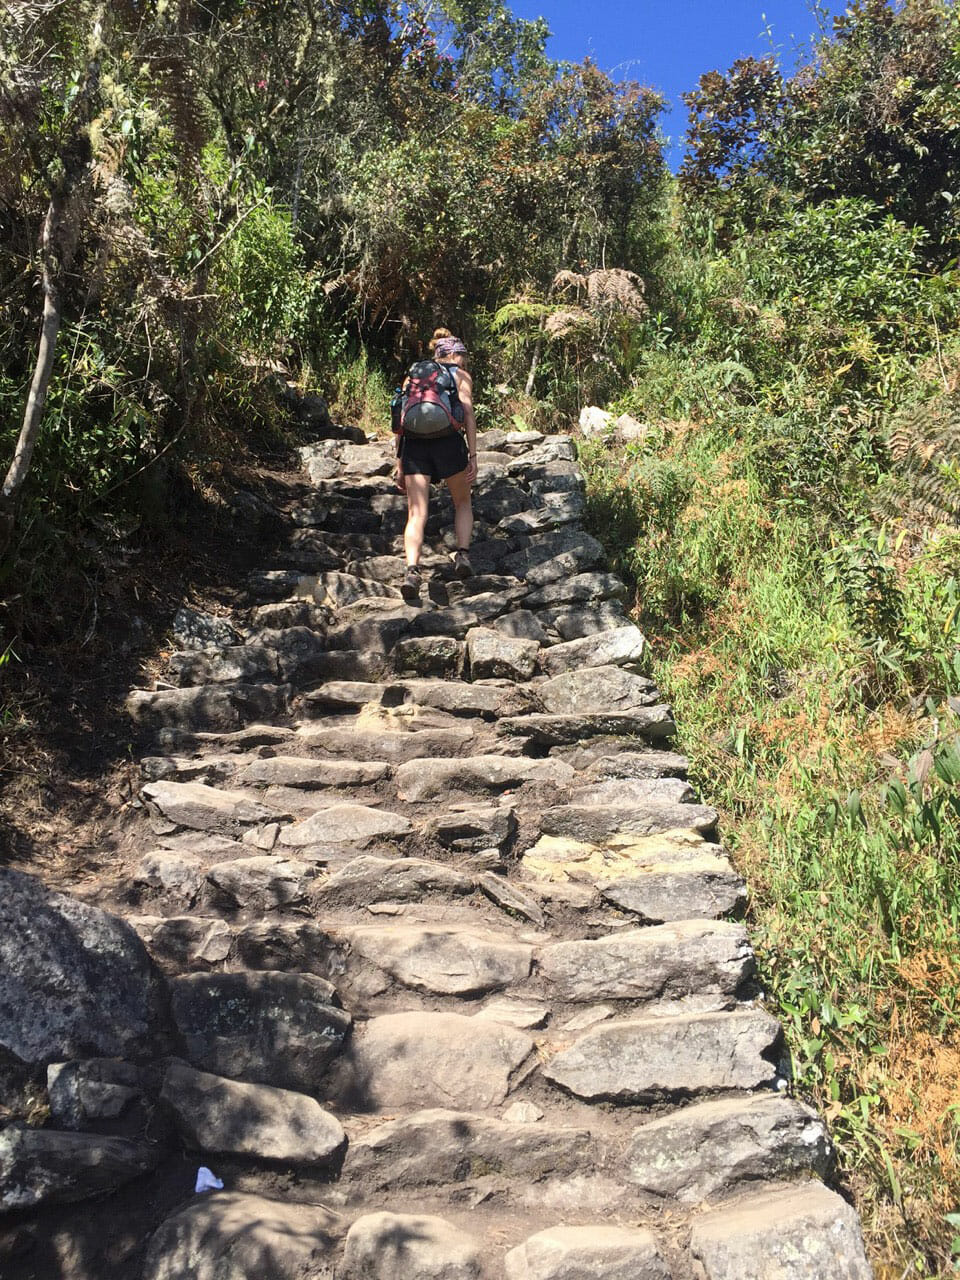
[46, 1059, 142, 1130]
[278, 803, 412, 846]
[300, 680, 388, 712]
[505, 1225, 670, 1280]
[537, 666, 658, 716]
[129, 915, 233, 972]
[342, 1109, 590, 1191]
[234, 921, 338, 978]
[539, 800, 717, 842]
[141, 1192, 339, 1280]
[342, 1211, 483, 1280]
[172, 608, 240, 651]
[169, 971, 349, 1091]
[126, 683, 289, 732]
[476, 1001, 550, 1030]
[466, 626, 539, 681]
[319, 856, 473, 904]
[427, 803, 516, 852]
[543, 1009, 782, 1102]
[626, 1094, 832, 1202]
[394, 678, 527, 718]
[341, 925, 533, 996]
[249, 600, 321, 629]
[601, 857, 747, 922]
[239, 755, 390, 788]
[584, 749, 688, 780]
[296, 722, 476, 762]
[394, 635, 465, 677]
[525, 573, 625, 611]
[256, 626, 330, 682]
[688, 1183, 872, 1279]
[0, 869, 165, 1067]
[498, 709, 676, 749]
[340, 443, 393, 475]
[578, 406, 614, 436]
[615, 412, 648, 441]
[140, 755, 238, 785]
[205, 855, 316, 910]
[569, 777, 696, 807]
[537, 922, 753, 1002]
[478, 873, 546, 927]
[332, 1011, 532, 1110]
[297, 648, 391, 683]
[134, 850, 206, 903]
[167, 645, 279, 687]
[160, 1061, 345, 1163]
[317, 571, 400, 608]
[542, 603, 630, 641]
[396, 755, 574, 802]
[502, 530, 604, 581]
[504, 437, 575, 468]
[493, 611, 550, 643]
[502, 1100, 545, 1120]
[0, 1126, 159, 1213]
[499, 499, 581, 535]
[141, 780, 278, 835]
[327, 609, 415, 654]
[539, 626, 646, 677]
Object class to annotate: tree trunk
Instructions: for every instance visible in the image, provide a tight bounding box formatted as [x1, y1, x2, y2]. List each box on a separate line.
[0, 191, 65, 543]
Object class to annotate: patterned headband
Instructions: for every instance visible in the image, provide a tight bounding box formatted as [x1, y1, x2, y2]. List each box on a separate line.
[435, 337, 467, 358]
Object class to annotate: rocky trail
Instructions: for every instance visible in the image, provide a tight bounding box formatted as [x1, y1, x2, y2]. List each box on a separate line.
[0, 425, 873, 1278]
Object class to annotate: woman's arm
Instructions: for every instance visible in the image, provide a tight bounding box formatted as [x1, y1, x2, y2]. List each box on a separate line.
[456, 369, 478, 483]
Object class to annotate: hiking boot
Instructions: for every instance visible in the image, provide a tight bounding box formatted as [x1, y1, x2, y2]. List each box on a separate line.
[400, 565, 422, 603]
[453, 549, 473, 580]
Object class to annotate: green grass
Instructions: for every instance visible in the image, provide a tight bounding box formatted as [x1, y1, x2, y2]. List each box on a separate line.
[581, 424, 960, 1277]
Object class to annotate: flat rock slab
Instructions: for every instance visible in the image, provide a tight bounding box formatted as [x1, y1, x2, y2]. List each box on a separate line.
[536, 665, 658, 715]
[0, 868, 165, 1066]
[340, 925, 533, 996]
[342, 1211, 483, 1279]
[543, 1009, 782, 1102]
[278, 803, 412, 846]
[538, 801, 717, 843]
[0, 1127, 159, 1213]
[427, 802, 516, 852]
[568, 777, 695, 807]
[161, 1062, 345, 1163]
[318, 855, 474, 904]
[46, 1059, 143, 1131]
[396, 755, 574, 802]
[167, 644, 279, 687]
[520, 832, 715, 886]
[343, 1108, 592, 1191]
[539, 626, 646, 677]
[525, 572, 625, 610]
[583, 749, 689, 779]
[169, 971, 350, 1092]
[127, 683, 288, 732]
[172, 607, 240, 651]
[505, 1225, 670, 1280]
[394, 635, 465, 677]
[497, 709, 675, 747]
[537, 922, 753, 1003]
[689, 1182, 872, 1279]
[478, 873, 546, 927]
[296, 723, 475, 762]
[130, 915, 234, 972]
[141, 780, 277, 834]
[466, 627, 540, 681]
[238, 756, 390, 787]
[205, 855, 317, 910]
[394, 678, 529, 718]
[600, 856, 746, 922]
[332, 1011, 533, 1111]
[626, 1094, 832, 1202]
[142, 1192, 339, 1280]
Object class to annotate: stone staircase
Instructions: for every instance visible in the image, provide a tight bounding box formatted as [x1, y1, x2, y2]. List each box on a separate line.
[5, 427, 873, 1277]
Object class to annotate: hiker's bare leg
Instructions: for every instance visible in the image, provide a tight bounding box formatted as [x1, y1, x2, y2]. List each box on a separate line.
[403, 473, 430, 566]
[445, 468, 473, 549]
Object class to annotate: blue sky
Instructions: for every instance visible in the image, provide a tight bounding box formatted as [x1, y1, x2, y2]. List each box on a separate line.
[508, 0, 850, 168]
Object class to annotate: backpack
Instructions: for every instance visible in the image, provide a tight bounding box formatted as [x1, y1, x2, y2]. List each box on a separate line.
[392, 360, 464, 437]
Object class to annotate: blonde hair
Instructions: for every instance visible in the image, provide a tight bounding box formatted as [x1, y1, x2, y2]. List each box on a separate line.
[427, 327, 453, 357]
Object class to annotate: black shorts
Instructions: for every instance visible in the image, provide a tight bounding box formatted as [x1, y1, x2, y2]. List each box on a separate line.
[400, 431, 468, 483]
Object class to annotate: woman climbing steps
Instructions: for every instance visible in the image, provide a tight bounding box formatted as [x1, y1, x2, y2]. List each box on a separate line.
[394, 328, 478, 603]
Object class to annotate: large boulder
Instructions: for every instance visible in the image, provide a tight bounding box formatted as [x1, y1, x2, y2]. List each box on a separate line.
[0, 1126, 159, 1213]
[0, 868, 166, 1068]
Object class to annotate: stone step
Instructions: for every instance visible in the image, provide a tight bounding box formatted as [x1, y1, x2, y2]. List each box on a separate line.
[497, 708, 676, 748]
[395, 754, 575, 802]
[126, 683, 290, 733]
[543, 1008, 783, 1103]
